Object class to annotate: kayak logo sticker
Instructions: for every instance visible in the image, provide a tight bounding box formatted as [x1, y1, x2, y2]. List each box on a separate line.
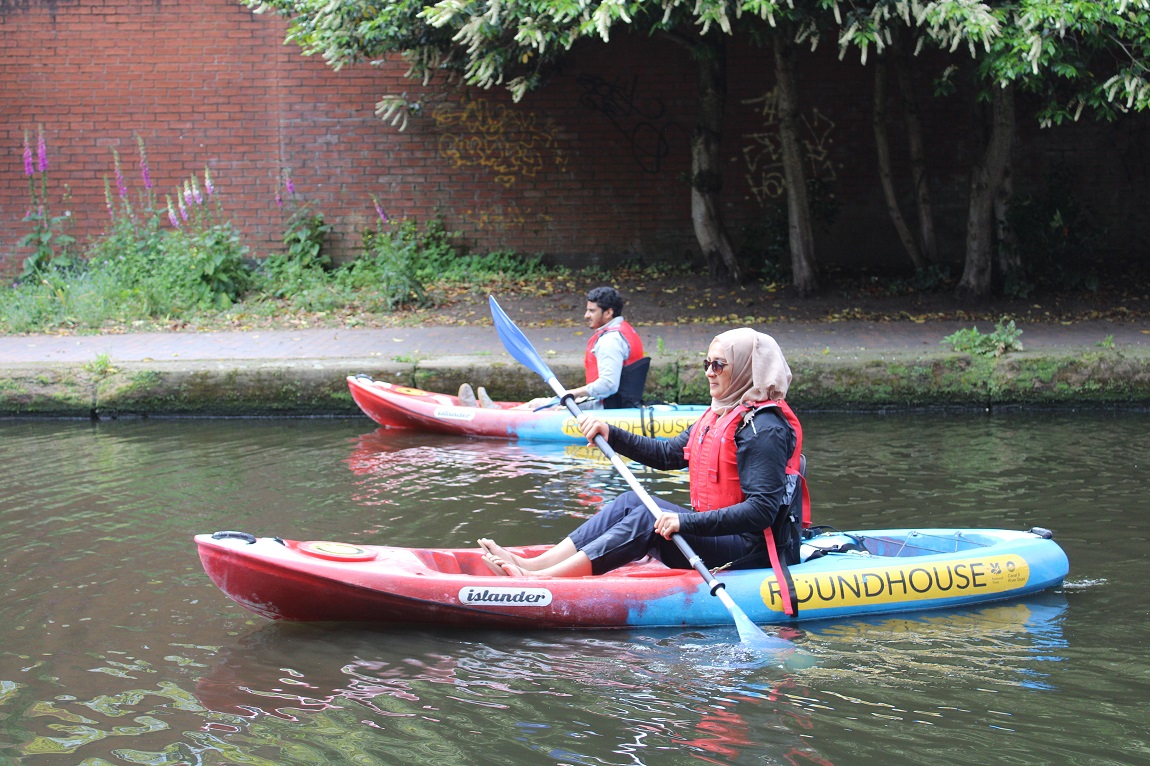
[434, 407, 478, 422]
[759, 554, 1031, 612]
[459, 586, 553, 606]
[560, 416, 697, 438]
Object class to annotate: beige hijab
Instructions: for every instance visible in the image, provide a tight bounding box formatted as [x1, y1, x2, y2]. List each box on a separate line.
[708, 328, 792, 413]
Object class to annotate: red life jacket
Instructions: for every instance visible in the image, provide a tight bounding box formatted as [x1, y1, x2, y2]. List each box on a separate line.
[683, 399, 810, 617]
[584, 319, 644, 384]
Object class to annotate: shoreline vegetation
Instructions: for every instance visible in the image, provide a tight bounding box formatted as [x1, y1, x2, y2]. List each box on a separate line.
[6, 133, 1149, 337]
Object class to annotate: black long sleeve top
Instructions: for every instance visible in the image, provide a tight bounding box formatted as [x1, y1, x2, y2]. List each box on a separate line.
[605, 407, 796, 539]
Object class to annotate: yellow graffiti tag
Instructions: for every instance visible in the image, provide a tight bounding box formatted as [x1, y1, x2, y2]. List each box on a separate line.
[759, 554, 1031, 612]
[433, 100, 569, 187]
[740, 88, 838, 207]
[464, 203, 554, 230]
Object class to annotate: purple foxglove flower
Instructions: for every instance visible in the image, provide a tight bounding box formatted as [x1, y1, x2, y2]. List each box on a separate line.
[275, 187, 283, 208]
[36, 126, 48, 173]
[113, 149, 127, 200]
[183, 180, 194, 208]
[166, 195, 180, 228]
[192, 176, 203, 205]
[137, 135, 152, 190]
[371, 194, 388, 223]
[203, 166, 214, 197]
[22, 131, 34, 177]
[283, 171, 294, 197]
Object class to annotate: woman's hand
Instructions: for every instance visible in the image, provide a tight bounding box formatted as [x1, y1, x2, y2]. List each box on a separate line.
[654, 512, 681, 540]
[578, 413, 609, 444]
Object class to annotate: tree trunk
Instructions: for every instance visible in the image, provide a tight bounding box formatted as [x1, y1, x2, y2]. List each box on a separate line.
[873, 57, 925, 270]
[773, 36, 818, 296]
[689, 34, 741, 282]
[891, 55, 936, 266]
[957, 84, 1015, 299]
[995, 157, 1022, 278]
[893, 42, 937, 265]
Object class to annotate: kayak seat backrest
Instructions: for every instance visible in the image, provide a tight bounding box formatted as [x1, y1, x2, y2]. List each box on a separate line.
[603, 356, 650, 409]
[412, 549, 465, 574]
[799, 532, 867, 562]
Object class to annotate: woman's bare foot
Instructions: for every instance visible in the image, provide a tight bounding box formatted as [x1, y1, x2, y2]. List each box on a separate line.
[483, 552, 529, 577]
[481, 553, 511, 576]
[477, 538, 530, 569]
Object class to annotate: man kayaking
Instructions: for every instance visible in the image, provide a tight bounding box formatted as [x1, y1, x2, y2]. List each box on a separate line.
[478, 327, 807, 583]
[460, 286, 648, 410]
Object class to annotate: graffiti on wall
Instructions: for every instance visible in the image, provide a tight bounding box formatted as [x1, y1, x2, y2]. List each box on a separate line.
[432, 100, 568, 188]
[576, 73, 679, 174]
[462, 202, 554, 231]
[740, 88, 838, 206]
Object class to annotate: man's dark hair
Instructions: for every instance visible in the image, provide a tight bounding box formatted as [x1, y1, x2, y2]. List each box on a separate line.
[586, 286, 624, 317]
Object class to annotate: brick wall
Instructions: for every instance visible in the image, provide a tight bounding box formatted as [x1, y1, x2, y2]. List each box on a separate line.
[3, 0, 1147, 279]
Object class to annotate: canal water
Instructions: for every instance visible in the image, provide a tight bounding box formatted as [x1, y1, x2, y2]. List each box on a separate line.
[0, 413, 1147, 765]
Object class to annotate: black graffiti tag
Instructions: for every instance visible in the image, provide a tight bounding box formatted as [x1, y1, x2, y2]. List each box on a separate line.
[576, 73, 677, 173]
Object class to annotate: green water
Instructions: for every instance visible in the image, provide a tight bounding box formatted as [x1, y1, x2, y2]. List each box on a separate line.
[0, 414, 1147, 765]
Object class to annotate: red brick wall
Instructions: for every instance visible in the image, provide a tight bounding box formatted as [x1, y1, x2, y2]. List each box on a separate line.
[3, 0, 1147, 279]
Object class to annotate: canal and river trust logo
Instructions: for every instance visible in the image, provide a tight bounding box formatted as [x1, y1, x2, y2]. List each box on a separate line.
[459, 586, 554, 606]
[760, 554, 1030, 612]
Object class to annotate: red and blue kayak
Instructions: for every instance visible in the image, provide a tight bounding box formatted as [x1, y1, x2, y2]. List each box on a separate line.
[347, 375, 706, 442]
[195, 527, 1068, 629]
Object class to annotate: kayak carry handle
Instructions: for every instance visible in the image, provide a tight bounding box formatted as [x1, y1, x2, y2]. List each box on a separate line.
[212, 530, 257, 544]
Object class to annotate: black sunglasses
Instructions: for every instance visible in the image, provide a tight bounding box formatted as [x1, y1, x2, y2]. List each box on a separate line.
[702, 358, 729, 374]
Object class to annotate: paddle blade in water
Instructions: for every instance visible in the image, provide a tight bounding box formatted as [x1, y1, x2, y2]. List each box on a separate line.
[735, 614, 793, 652]
[489, 295, 555, 381]
[716, 587, 794, 652]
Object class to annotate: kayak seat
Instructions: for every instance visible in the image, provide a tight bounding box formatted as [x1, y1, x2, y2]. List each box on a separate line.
[413, 549, 466, 574]
[603, 356, 650, 409]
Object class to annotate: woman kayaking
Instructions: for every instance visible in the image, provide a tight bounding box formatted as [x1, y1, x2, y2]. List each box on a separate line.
[478, 327, 808, 579]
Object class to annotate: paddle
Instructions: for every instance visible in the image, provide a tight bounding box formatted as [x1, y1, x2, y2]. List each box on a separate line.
[488, 295, 790, 651]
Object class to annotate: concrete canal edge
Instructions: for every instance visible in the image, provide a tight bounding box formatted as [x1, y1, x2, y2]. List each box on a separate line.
[3, 346, 1150, 418]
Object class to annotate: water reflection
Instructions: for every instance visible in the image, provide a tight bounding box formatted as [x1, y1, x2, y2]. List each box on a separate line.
[802, 594, 1069, 688]
[1, 414, 1147, 766]
[176, 593, 1069, 766]
[344, 428, 689, 545]
[191, 623, 830, 765]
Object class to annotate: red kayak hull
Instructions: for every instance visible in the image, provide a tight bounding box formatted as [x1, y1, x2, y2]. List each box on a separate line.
[347, 376, 706, 441]
[195, 529, 1069, 629]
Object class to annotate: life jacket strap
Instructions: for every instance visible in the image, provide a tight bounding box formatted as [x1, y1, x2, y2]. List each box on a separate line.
[764, 527, 798, 617]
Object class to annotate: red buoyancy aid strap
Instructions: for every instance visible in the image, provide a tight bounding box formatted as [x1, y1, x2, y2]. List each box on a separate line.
[764, 527, 798, 617]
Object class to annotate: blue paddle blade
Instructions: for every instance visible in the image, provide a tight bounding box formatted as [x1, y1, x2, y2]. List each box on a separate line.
[715, 588, 794, 652]
[489, 295, 555, 381]
[734, 612, 792, 652]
